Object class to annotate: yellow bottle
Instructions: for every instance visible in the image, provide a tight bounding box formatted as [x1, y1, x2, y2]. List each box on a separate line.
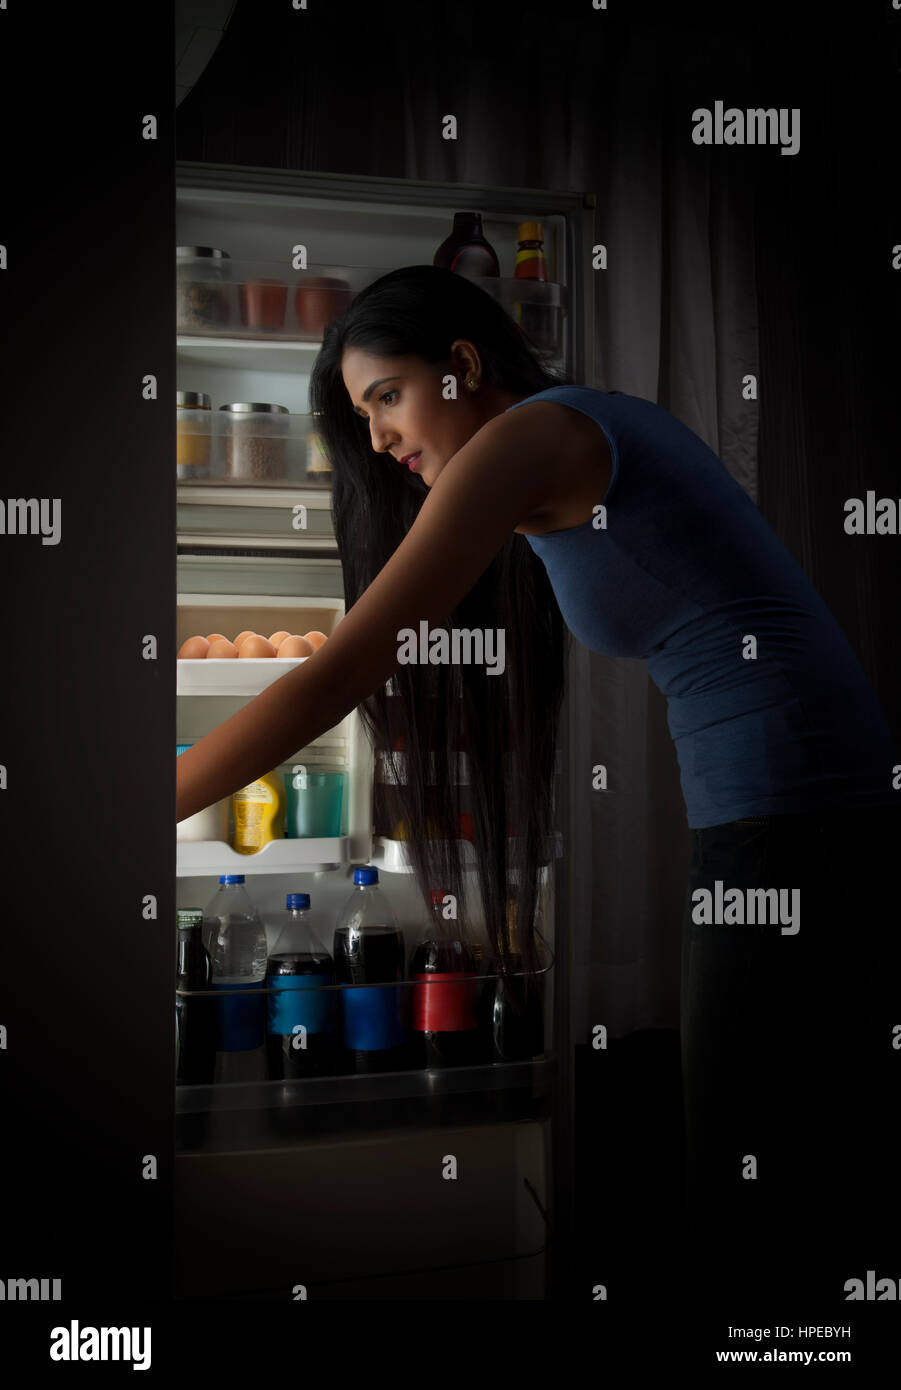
[232, 771, 285, 854]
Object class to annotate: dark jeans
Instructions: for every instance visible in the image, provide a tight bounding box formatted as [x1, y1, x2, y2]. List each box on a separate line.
[680, 807, 899, 1303]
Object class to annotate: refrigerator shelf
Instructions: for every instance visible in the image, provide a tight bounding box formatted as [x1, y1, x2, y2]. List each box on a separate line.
[178, 335, 322, 367]
[177, 593, 343, 692]
[177, 836, 350, 876]
[177, 655, 306, 695]
[175, 1056, 553, 1154]
[372, 832, 563, 873]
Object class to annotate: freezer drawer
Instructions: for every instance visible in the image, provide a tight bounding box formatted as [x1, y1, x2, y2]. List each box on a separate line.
[176, 1120, 549, 1299]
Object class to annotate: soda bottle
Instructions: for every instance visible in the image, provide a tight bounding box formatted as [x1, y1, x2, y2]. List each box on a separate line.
[266, 892, 338, 1079]
[482, 901, 545, 1062]
[203, 874, 268, 1083]
[175, 909, 216, 1085]
[409, 890, 482, 1068]
[333, 866, 407, 1074]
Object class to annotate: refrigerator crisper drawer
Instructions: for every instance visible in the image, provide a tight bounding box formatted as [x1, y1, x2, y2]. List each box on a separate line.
[175, 1120, 549, 1299]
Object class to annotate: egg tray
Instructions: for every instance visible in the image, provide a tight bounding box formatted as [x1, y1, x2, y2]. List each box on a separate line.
[177, 656, 310, 696]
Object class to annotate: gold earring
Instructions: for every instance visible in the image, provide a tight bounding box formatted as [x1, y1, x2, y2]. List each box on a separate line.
[467, 379, 478, 390]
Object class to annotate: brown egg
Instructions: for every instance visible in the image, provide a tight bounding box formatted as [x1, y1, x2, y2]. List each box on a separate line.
[303, 630, 328, 650]
[268, 630, 291, 648]
[278, 635, 314, 659]
[207, 638, 239, 659]
[205, 632, 227, 644]
[239, 634, 277, 658]
[234, 629, 257, 648]
[178, 635, 210, 660]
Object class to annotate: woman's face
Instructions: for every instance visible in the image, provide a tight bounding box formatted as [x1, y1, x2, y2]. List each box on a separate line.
[341, 344, 492, 488]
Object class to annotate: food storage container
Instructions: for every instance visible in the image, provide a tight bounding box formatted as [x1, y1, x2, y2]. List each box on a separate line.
[176, 246, 232, 331]
[219, 402, 289, 482]
[176, 391, 212, 480]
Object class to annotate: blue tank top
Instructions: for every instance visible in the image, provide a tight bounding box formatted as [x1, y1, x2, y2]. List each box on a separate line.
[507, 385, 898, 829]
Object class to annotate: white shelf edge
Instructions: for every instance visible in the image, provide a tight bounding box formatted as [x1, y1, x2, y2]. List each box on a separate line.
[177, 335, 322, 351]
[177, 656, 306, 696]
[177, 486, 332, 508]
[177, 836, 351, 878]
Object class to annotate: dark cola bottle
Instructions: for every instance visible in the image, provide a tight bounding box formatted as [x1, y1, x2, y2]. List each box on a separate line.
[175, 910, 216, 1085]
[333, 867, 408, 1075]
[265, 893, 338, 1080]
[409, 890, 483, 1069]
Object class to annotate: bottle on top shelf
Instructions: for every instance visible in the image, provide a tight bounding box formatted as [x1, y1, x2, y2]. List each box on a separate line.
[433, 211, 500, 277]
[513, 221, 556, 353]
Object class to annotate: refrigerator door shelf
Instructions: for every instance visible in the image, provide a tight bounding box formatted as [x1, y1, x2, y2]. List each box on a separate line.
[177, 835, 350, 877]
[178, 655, 311, 697]
[372, 832, 563, 874]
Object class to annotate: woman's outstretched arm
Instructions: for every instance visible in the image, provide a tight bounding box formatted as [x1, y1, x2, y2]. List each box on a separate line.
[176, 401, 575, 822]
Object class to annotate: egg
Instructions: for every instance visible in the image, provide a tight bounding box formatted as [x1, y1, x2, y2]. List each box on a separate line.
[207, 638, 239, 659]
[178, 635, 210, 660]
[234, 629, 257, 648]
[303, 630, 328, 650]
[278, 635, 314, 658]
[239, 634, 277, 658]
[205, 633, 227, 644]
[268, 629, 291, 648]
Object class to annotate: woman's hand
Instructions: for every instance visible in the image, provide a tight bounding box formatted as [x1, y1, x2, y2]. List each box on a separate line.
[176, 400, 574, 823]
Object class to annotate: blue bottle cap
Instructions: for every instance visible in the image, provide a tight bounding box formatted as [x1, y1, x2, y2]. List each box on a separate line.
[353, 866, 378, 886]
[176, 743, 193, 757]
[219, 874, 245, 884]
[286, 893, 310, 909]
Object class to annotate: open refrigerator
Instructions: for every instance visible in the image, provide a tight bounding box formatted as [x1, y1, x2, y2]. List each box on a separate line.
[174, 161, 597, 1299]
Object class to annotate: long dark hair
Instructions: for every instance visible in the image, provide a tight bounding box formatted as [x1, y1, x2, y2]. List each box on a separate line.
[310, 265, 570, 1004]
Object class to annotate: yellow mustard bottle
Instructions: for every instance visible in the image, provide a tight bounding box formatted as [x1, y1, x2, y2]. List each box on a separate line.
[232, 771, 285, 854]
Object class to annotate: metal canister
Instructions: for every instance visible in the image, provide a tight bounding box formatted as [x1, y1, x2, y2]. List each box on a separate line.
[176, 391, 212, 480]
[219, 402, 289, 482]
[176, 246, 231, 331]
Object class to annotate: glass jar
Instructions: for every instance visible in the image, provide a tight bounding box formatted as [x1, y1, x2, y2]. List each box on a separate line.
[305, 430, 332, 483]
[219, 402, 289, 482]
[176, 246, 232, 331]
[176, 391, 212, 480]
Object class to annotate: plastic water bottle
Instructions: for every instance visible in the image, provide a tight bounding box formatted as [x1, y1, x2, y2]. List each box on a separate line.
[203, 874, 268, 1083]
[333, 866, 408, 1074]
[266, 892, 338, 1079]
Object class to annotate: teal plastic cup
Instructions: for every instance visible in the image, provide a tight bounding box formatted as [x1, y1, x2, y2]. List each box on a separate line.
[283, 768, 345, 838]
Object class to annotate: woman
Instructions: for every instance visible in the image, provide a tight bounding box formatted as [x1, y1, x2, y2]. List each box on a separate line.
[177, 266, 898, 1289]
